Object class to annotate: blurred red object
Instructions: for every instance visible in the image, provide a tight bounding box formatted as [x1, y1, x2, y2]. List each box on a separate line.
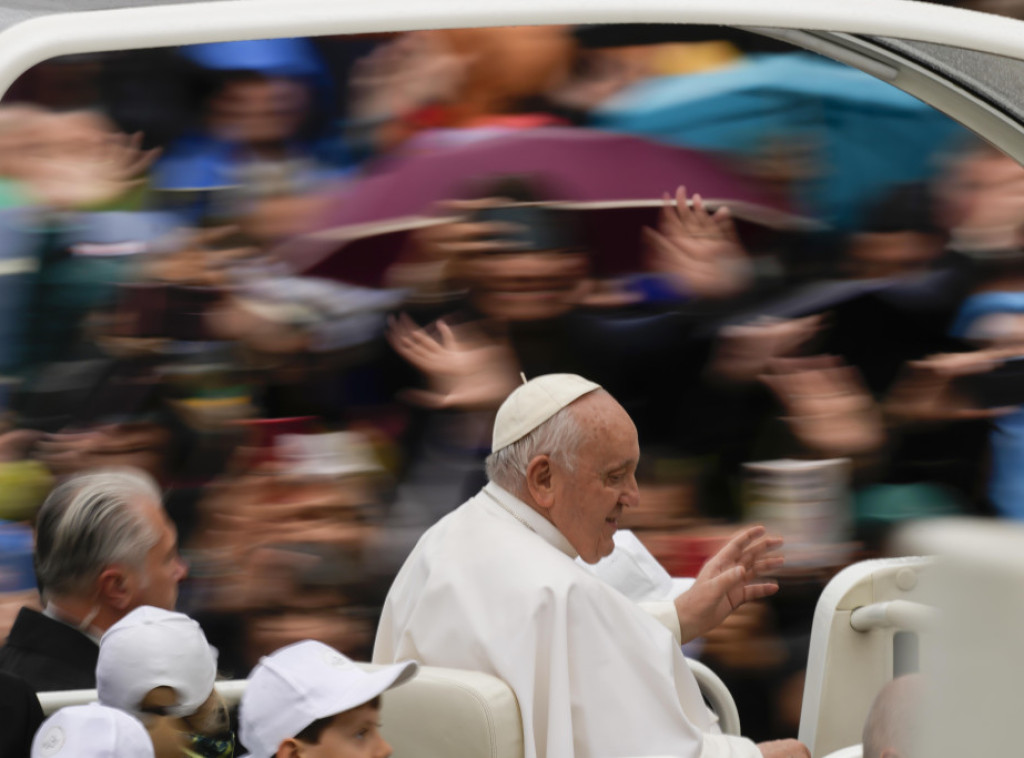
[655, 533, 730, 578]
[232, 416, 318, 470]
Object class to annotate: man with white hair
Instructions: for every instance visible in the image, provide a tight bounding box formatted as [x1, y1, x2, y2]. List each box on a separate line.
[0, 467, 188, 691]
[374, 374, 809, 758]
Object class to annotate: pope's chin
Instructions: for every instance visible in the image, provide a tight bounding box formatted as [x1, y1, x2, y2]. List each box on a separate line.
[578, 523, 618, 565]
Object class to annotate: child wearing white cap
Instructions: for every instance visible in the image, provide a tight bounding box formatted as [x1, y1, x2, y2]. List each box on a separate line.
[96, 606, 233, 758]
[238, 640, 417, 758]
[31, 704, 155, 758]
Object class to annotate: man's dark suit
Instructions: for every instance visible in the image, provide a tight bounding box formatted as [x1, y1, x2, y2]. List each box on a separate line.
[0, 608, 98, 692]
[0, 671, 44, 758]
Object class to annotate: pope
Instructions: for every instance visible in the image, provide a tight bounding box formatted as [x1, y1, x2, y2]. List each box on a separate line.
[374, 373, 809, 758]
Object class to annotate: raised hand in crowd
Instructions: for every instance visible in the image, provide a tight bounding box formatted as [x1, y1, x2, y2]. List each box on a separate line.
[387, 313, 520, 410]
[761, 356, 886, 458]
[144, 226, 256, 287]
[701, 600, 787, 671]
[885, 349, 1022, 423]
[708, 314, 824, 384]
[643, 185, 753, 300]
[9, 112, 160, 210]
[673, 524, 783, 644]
[348, 32, 470, 150]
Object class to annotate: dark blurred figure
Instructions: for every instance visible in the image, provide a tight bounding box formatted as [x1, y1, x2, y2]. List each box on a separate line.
[0, 671, 43, 758]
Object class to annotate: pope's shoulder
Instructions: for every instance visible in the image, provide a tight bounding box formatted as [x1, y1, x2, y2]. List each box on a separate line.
[393, 490, 621, 599]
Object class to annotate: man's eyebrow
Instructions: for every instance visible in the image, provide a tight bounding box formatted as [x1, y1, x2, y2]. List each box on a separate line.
[605, 458, 638, 473]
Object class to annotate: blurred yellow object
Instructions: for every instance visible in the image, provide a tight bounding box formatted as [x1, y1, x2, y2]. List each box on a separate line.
[0, 459, 53, 522]
[649, 41, 742, 76]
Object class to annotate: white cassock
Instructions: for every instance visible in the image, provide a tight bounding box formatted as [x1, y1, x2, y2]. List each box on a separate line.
[373, 482, 761, 758]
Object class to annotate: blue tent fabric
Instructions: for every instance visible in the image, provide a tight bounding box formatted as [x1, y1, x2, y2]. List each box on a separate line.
[592, 53, 968, 228]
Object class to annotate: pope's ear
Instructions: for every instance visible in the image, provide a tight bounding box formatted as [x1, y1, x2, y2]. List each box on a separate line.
[276, 739, 302, 758]
[525, 454, 555, 509]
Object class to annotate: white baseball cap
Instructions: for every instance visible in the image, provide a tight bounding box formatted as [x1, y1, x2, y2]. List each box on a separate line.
[97, 606, 218, 718]
[239, 640, 417, 758]
[31, 704, 154, 758]
[491, 373, 601, 452]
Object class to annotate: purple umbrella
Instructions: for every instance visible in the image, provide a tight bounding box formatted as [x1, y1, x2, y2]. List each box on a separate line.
[322, 127, 795, 225]
[281, 127, 818, 285]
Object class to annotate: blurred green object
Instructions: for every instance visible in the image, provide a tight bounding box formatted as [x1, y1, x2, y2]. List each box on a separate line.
[854, 482, 964, 524]
[0, 460, 53, 522]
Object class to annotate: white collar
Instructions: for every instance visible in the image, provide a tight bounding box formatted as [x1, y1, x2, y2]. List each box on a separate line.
[482, 481, 578, 560]
[42, 603, 102, 645]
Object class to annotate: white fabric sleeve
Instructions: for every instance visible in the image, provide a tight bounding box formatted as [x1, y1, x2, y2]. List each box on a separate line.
[700, 733, 763, 758]
[640, 600, 682, 644]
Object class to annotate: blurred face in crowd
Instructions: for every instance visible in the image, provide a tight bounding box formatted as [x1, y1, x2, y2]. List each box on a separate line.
[937, 145, 1024, 240]
[845, 231, 944, 279]
[535, 392, 641, 563]
[460, 249, 588, 322]
[208, 75, 310, 145]
[290, 703, 393, 758]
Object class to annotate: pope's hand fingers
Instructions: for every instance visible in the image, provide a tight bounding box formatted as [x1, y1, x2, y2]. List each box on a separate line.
[714, 524, 767, 565]
[741, 582, 780, 603]
[752, 555, 786, 576]
[711, 565, 748, 598]
[746, 535, 784, 559]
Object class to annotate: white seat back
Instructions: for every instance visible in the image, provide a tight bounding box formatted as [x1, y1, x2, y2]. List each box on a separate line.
[798, 557, 931, 758]
[379, 665, 524, 758]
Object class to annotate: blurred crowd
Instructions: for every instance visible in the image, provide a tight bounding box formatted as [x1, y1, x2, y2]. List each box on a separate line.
[1, 20, 1024, 746]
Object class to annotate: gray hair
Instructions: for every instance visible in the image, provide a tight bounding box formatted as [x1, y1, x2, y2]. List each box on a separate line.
[34, 468, 163, 599]
[485, 400, 590, 495]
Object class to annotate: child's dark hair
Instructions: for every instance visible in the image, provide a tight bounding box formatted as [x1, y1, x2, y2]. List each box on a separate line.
[294, 696, 382, 744]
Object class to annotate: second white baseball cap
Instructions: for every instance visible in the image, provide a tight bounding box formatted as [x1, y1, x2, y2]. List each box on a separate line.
[31, 704, 154, 758]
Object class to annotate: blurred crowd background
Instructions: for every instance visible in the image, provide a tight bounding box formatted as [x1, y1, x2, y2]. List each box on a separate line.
[2, 12, 1024, 741]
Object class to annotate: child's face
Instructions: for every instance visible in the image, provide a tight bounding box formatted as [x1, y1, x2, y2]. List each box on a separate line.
[297, 704, 392, 758]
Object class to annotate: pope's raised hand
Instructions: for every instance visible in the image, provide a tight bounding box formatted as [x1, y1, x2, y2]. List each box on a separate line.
[673, 525, 783, 644]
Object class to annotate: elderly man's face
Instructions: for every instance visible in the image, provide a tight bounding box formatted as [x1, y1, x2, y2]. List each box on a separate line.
[132, 501, 188, 611]
[549, 392, 640, 563]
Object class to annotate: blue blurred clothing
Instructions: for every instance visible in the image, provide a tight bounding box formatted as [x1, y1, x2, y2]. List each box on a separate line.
[950, 290, 1024, 519]
[152, 134, 350, 223]
[988, 409, 1024, 519]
